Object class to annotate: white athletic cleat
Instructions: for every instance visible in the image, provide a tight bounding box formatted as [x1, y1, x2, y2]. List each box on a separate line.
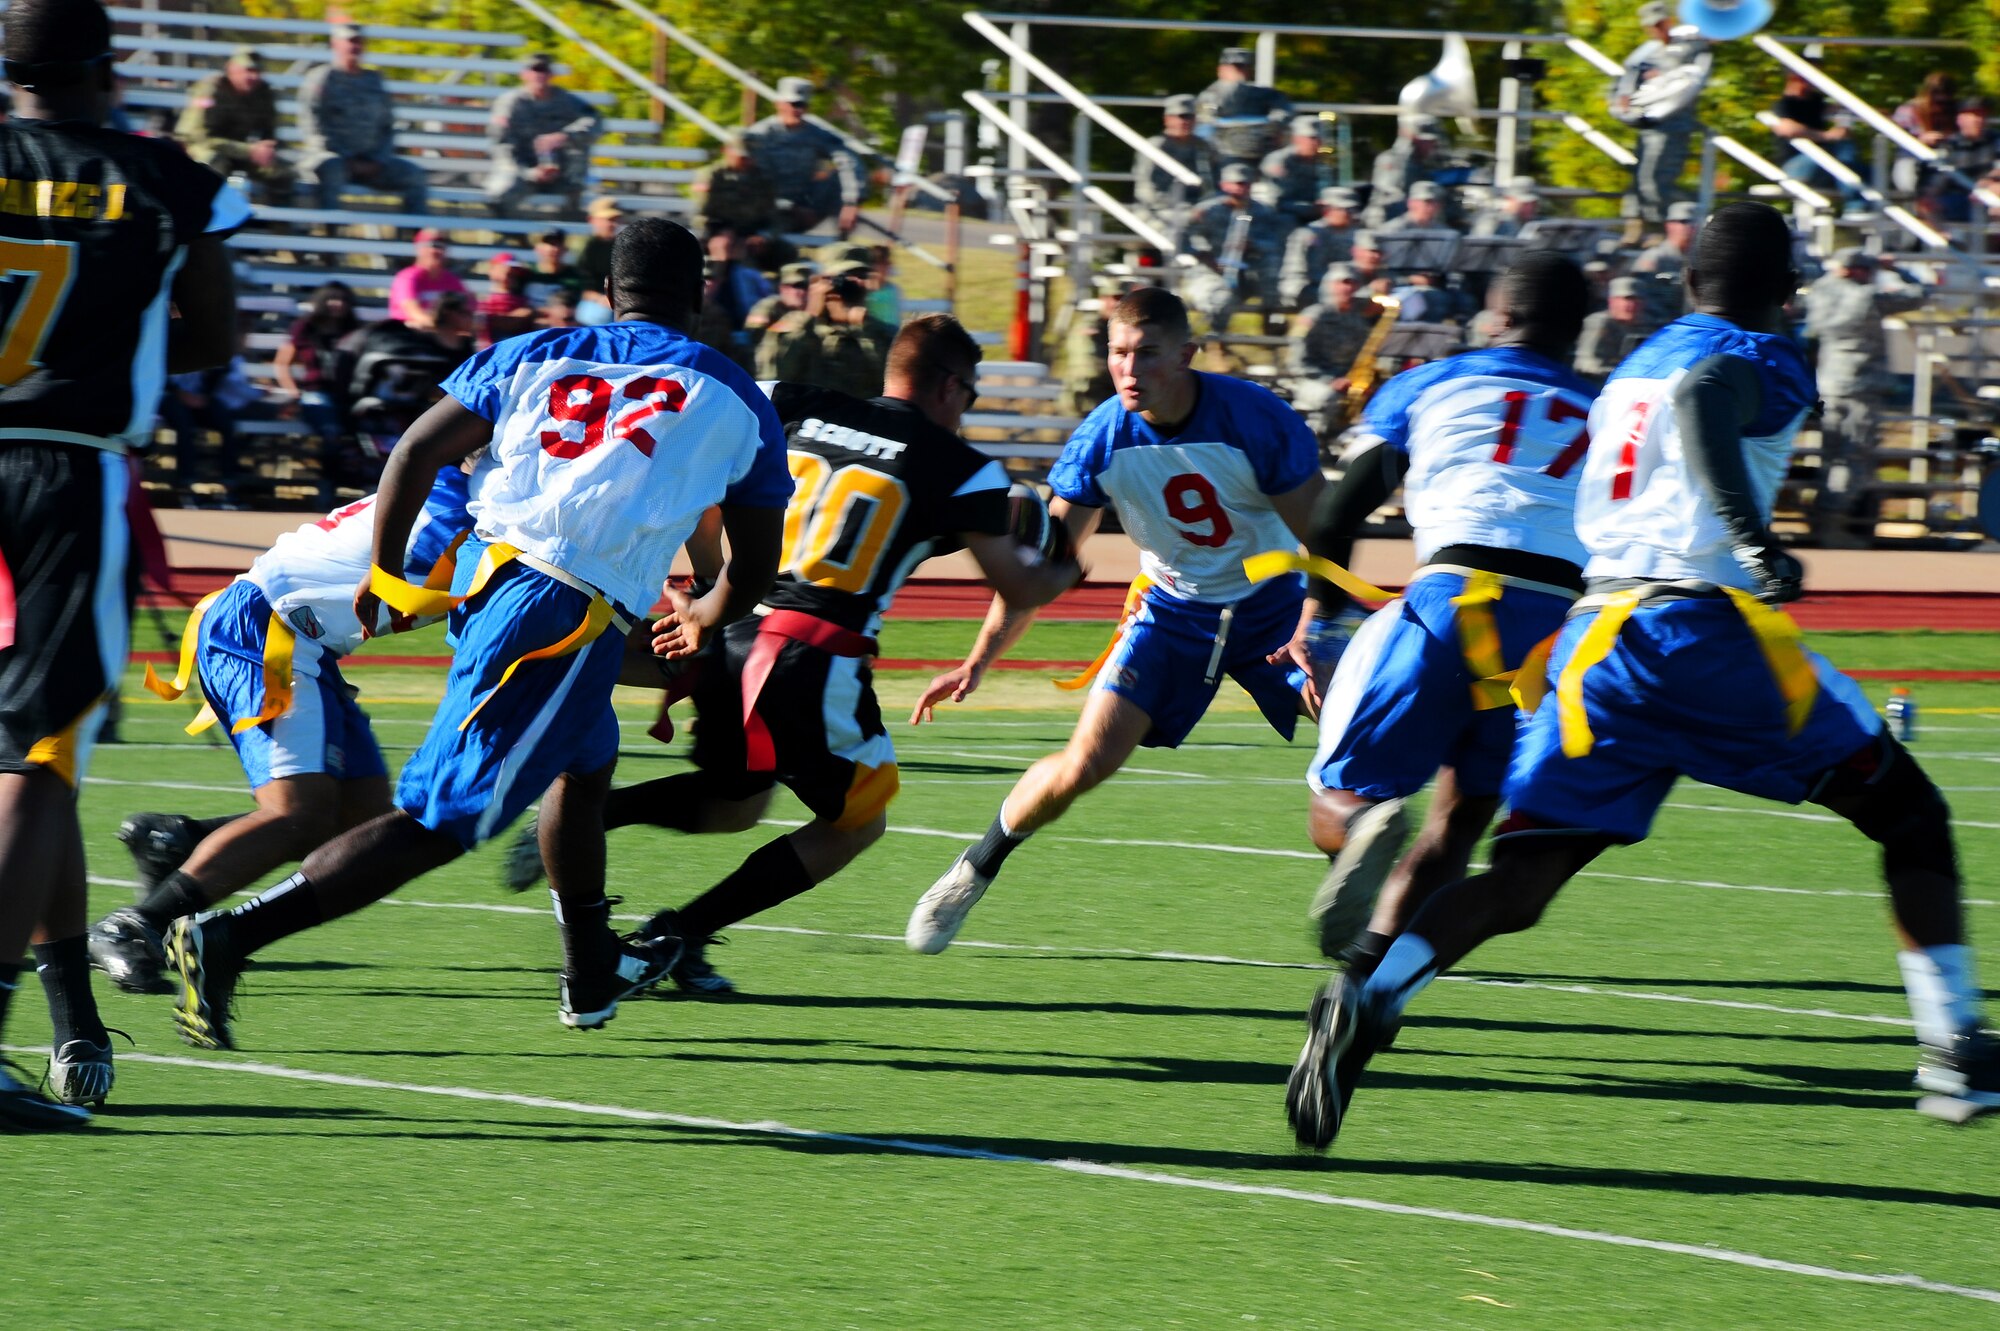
[502, 820, 547, 894]
[48, 1038, 115, 1108]
[906, 852, 993, 954]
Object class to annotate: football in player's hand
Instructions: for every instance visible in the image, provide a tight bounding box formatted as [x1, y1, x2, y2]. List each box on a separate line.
[1007, 481, 1072, 564]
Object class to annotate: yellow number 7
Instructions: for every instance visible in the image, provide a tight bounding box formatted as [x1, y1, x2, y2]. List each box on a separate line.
[0, 238, 77, 387]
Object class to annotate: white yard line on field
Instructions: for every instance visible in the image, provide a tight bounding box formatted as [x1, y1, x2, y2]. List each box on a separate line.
[19, 1045, 1993, 1307]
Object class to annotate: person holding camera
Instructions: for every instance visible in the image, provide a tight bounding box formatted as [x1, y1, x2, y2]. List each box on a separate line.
[758, 261, 896, 398]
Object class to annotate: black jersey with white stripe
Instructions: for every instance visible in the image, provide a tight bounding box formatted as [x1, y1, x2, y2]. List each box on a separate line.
[762, 382, 1011, 635]
[0, 118, 248, 449]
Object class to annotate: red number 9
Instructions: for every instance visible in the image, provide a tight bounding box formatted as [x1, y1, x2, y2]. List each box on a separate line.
[1163, 472, 1235, 548]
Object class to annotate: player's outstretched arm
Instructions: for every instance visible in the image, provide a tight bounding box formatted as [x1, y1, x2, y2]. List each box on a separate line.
[911, 500, 1100, 725]
[652, 503, 784, 660]
[1674, 353, 1803, 603]
[353, 398, 494, 634]
[168, 235, 239, 374]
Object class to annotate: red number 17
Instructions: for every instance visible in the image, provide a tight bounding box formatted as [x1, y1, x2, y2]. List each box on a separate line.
[1492, 389, 1592, 478]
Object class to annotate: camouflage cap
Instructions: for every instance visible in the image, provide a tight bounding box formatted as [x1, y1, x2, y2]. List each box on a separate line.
[1290, 114, 1324, 137]
[1666, 201, 1699, 222]
[780, 261, 819, 284]
[1609, 276, 1642, 297]
[775, 76, 814, 103]
[229, 44, 263, 68]
[1219, 162, 1256, 185]
[1218, 46, 1253, 67]
[1407, 180, 1444, 202]
[1318, 186, 1359, 209]
[1164, 93, 1197, 117]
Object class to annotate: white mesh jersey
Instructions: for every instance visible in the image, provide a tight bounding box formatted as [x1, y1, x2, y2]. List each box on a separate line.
[443, 323, 792, 615]
[1575, 315, 1816, 588]
[1355, 346, 1597, 567]
[242, 468, 473, 669]
[1047, 372, 1319, 603]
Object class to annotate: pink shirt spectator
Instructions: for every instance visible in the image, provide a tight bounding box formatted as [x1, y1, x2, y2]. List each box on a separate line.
[389, 263, 468, 325]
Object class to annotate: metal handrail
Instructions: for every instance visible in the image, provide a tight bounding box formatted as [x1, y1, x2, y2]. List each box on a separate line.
[963, 91, 1175, 252]
[973, 13, 1568, 44]
[1753, 111, 1953, 249]
[1558, 113, 1636, 167]
[600, 0, 954, 203]
[508, 0, 727, 140]
[1709, 133, 1832, 210]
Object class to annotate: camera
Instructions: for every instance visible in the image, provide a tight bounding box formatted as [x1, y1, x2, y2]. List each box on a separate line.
[828, 276, 868, 304]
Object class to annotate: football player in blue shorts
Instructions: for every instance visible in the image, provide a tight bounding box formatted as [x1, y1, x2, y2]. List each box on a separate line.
[1299, 254, 1596, 965]
[164, 219, 792, 1048]
[1289, 203, 1997, 1149]
[905, 287, 1325, 953]
[87, 468, 473, 995]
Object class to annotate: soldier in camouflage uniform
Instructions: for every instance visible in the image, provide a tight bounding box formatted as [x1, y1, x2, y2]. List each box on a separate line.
[1803, 249, 1928, 539]
[1279, 186, 1358, 309]
[297, 23, 428, 214]
[1060, 297, 1116, 417]
[1133, 94, 1218, 232]
[744, 77, 863, 235]
[1572, 277, 1659, 382]
[1632, 200, 1697, 320]
[698, 134, 779, 238]
[177, 47, 291, 201]
[1261, 115, 1328, 229]
[760, 262, 895, 396]
[1470, 179, 1541, 238]
[485, 53, 601, 218]
[1179, 163, 1288, 326]
[744, 261, 816, 360]
[1609, 2, 1712, 225]
[1196, 47, 1292, 174]
[1366, 120, 1442, 227]
[1285, 265, 1380, 435]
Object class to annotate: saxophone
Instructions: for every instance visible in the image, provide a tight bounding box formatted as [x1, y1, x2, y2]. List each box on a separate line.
[1324, 295, 1401, 437]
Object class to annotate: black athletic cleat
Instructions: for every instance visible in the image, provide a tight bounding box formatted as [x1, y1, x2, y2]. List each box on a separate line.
[1286, 972, 1386, 1152]
[166, 916, 243, 1051]
[646, 913, 735, 996]
[89, 908, 173, 995]
[1915, 1028, 2000, 1120]
[0, 1060, 92, 1131]
[117, 812, 201, 894]
[559, 933, 683, 1030]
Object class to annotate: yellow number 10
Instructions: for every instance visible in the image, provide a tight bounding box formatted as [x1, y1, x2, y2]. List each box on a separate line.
[782, 451, 910, 594]
[0, 238, 77, 387]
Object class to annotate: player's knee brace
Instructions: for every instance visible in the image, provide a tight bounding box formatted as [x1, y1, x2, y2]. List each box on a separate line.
[1812, 736, 1957, 878]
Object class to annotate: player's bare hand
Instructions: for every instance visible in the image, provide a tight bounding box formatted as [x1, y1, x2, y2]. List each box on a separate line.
[650, 586, 708, 660]
[909, 665, 980, 725]
[1269, 633, 1323, 712]
[352, 576, 382, 641]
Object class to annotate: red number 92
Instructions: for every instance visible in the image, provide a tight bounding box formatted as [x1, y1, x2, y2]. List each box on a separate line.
[540, 373, 688, 459]
[1163, 472, 1235, 548]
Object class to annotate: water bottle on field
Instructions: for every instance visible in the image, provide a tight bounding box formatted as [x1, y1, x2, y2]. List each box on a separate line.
[1886, 687, 1917, 742]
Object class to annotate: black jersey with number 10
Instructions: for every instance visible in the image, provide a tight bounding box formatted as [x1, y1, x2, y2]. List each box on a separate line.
[0, 119, 238, 449]
[762, 382, 1012, 634]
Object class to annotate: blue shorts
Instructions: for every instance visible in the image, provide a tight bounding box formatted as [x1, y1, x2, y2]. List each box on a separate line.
[396, 556, 626, 849]
[1097, 574, 1307, 749]
[198, 579, 386, 790]
[1504, 597, 1884, 843]
[1310, 572, 1572, 801]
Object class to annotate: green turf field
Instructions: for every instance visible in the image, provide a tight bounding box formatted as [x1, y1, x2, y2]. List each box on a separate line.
[5, 622, 1998, 1328]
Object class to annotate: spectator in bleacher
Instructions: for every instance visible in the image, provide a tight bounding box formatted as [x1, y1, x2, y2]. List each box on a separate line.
[336, 291, 473, 484]
[1349, 230, 1388, 298]
[1196, 46, 1292, 173]
[1770, 65, 1860, 203]
[1804, 248, 1927, 542]
[696, 228, 775, 370]
[1922, 99, 2000, 225]
[697, 133, 779, 239]
[177, 46, 289, 202]
[485, 52, 601, 219]
[1179, 162, 1286, 326]
[1471, 179, 1540, 238]
[760, 261, 894, 395]
[297, 22, 428, 214]
[1573, 277, 1658, 382]
[1134, 94, 1218, 226]
[1609, 1, 1710, 233]
[160, 358, 261, 496]
[743, 260, 815, 358]
[1377, 180, 1458, 236]
[522, 229, 585, 309]
[744, 77, 861, 236]
[1279, 186, 1358, 310]
[1894, 71, 1960, 149]
[864, 244, 903, 326]
[388, 228, 470, 330]
[272, 280, 358, 451]
[1261, 115, 1328, 228]
[1366, 118, 1442, 227]
[476, 253, 535, 346]
[537, 290, 579, 328]
[574, 197, 622, 320]
[1632, 199, 1696, 319]
[1285, 265, 1378, 436]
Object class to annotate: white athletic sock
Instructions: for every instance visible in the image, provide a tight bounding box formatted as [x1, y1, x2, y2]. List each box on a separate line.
[1898, 944, 1984, 1047]
[1362, 934, 1439, 1023]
